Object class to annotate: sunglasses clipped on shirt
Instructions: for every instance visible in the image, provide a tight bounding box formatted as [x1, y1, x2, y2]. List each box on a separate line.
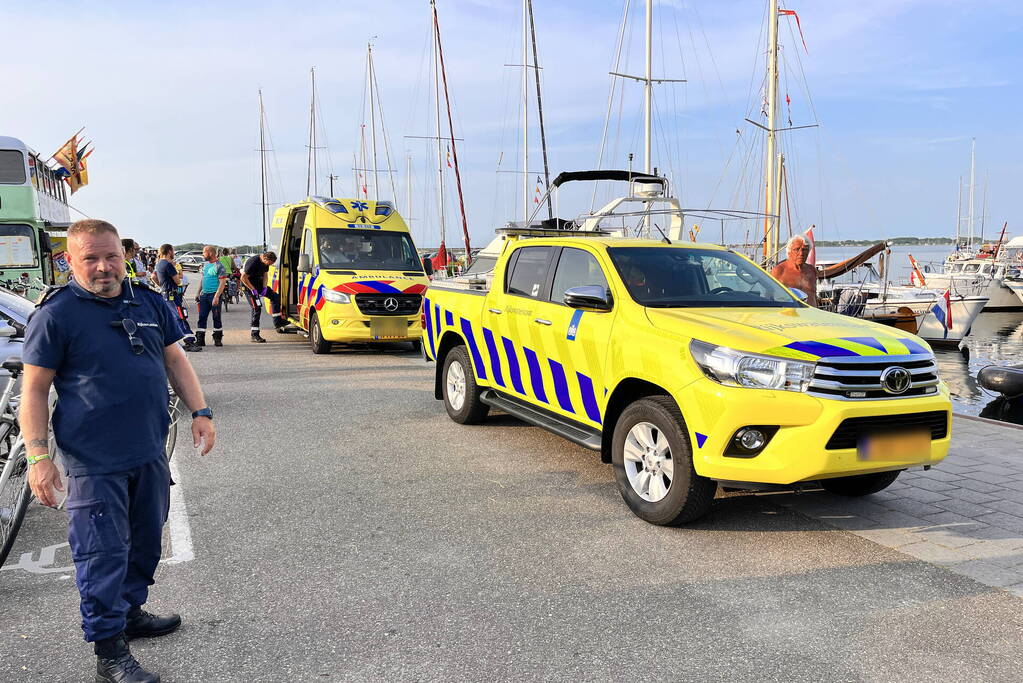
[111, 318, 145, 355]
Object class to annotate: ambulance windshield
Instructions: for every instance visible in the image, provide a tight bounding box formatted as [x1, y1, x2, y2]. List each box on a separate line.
[318, 230, 422, 272]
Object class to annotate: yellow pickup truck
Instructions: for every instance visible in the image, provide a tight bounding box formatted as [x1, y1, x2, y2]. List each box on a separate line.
[423, 230, 952, 525]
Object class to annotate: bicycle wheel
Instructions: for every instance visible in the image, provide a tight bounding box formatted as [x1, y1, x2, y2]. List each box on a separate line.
[0, 441, 31, 567]
[166, 395, 181, 461]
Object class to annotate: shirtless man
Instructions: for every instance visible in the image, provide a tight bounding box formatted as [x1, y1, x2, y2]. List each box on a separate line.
[771, 235, 819, 306]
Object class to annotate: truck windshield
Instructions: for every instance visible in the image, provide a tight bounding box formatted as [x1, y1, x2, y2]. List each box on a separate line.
[607, 246, 800, 308]
[317, 229, 422, 272]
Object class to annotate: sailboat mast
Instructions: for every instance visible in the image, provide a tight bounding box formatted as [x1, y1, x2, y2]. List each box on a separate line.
[258, 89, 268, 251]
[762, 0, 780, 262]
[368, 45, 379, 202]
[307, 67, 318, 197]
[526, 0, 553, 220]
[968, 137, 976, 249]
[431, 0, 446, 250]
[955, 176, 962, 246]
[979, 172, 988, 246]
[644, 0, 653, 175]
[406, 152, 413, 234]
[433, 0, 473, 260]
[521, 0, 530, 221]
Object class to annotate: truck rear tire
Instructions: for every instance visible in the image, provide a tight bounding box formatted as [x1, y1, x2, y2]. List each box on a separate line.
[611, 396, 716, 525]
[442, 345, 489, 425]
[820, 470, 901, 496]
[309, 311, 332, 354]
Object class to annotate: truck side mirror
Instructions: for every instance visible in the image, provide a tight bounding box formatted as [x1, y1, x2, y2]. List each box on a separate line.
[297, 254, 312, 273]
[789, 287, 809, 302]
[564, 285, 612, 311]
[422, 257, 434, 276]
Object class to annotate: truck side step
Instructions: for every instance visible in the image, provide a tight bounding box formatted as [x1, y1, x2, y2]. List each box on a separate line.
[481, 390, 602, 451]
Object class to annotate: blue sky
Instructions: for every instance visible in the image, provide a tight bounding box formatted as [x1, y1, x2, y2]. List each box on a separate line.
[4, 0, 1020, 248]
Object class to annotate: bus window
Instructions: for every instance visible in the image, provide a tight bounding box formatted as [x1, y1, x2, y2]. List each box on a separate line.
[0, 224, 38, 267]
[0, 150, 26, 184]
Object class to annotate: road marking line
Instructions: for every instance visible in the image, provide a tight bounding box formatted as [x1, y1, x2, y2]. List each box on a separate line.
[162, 457, 194, 565]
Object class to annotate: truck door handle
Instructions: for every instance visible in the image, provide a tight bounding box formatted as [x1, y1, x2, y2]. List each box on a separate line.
[488, 308, 502, 314]
[533, 318, 552, 326]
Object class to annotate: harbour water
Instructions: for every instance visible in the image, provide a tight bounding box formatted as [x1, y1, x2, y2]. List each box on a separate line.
[816, 244, 1023, 418]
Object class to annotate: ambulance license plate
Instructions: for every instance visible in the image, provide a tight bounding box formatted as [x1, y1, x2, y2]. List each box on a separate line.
[371, 318, 405, 340]
[857, 429, 930, 461]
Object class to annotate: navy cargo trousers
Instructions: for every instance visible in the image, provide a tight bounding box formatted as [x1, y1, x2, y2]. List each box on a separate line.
[66, 457, 170, 642]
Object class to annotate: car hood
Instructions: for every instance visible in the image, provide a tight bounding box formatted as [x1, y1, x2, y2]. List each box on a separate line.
[644, 306, 932, 360]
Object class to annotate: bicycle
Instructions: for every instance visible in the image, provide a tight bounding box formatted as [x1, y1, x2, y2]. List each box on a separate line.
[0, 365, 180, 568]
[0, 357, 30, 567]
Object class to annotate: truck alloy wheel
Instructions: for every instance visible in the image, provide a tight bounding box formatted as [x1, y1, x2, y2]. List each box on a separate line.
[442, 346, 489, 424]
[622, 421, 673, 502]
[611, 397, 716, 525]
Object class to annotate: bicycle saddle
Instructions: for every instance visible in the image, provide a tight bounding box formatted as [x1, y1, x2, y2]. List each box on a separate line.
[2, 355, 23, 373]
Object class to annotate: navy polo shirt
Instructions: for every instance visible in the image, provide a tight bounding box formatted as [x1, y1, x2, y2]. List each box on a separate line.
[22, 279, 184, 475]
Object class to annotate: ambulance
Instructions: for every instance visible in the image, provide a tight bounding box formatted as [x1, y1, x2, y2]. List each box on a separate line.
[266, 197, 429, 354]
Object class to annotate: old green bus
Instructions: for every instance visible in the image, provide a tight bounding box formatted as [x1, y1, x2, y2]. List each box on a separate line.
[0, 135, 73, 299]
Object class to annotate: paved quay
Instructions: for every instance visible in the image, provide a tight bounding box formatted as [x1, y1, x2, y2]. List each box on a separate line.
[774, 416, 1023, 597]
[2, 306, 1022, 682]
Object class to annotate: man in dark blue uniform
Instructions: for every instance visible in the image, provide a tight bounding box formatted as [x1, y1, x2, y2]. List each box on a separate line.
[21, 219, 217, 683]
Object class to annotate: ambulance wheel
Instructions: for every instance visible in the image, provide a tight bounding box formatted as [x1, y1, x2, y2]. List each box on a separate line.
[309, 312, 332, 354]
[442, 345, 489, 425]
[611, 396, 716, 526]
[820, 470, 901, 496]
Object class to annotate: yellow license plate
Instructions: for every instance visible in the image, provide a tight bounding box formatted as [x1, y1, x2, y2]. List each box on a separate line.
[857, 430, 930, 461]
[370, 318, 405, 340]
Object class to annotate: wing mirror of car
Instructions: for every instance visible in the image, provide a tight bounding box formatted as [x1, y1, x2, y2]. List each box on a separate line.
[0, 325, 17, 338]
[789, 287, 809, 302]
[297, 254, 312, 273]
[564, 285, 612, 311]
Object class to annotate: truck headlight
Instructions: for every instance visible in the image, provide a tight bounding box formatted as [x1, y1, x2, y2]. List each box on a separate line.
[689, 339, 814, 392]
[322, 290, 351, 304]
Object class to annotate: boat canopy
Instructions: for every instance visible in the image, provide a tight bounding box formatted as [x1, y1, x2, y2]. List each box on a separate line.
[818, 241, 891, 280]
[551, 170, 666, 188]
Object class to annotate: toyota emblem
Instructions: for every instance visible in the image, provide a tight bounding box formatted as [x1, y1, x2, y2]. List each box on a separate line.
[383, 297, 399, 312]
[880, 366, 912, 395]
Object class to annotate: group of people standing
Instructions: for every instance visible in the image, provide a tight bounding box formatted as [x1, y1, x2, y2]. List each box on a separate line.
[144, 244, 288, 349]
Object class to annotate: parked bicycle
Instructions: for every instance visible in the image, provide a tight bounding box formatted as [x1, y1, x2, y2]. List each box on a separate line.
[0, 363, 183, 568]
[0, 357, 31, 567]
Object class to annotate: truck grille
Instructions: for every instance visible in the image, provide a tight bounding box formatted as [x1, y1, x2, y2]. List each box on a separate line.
[354, 293, 422, 316]
[807, 354, 940, 401]
[826, 411, 949, 449]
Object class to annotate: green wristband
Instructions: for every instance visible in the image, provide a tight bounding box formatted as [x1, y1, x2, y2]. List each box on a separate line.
[26, 453, 52, 465]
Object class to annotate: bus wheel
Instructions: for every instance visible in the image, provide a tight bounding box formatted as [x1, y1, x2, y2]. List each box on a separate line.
[310, 311, 332, 354]
[611, 396, 716, 526]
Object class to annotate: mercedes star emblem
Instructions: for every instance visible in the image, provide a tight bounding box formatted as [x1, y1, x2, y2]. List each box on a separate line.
[383, 297, 399, 312]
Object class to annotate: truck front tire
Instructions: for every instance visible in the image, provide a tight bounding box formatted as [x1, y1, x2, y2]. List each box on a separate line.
[611, 396, 716, 525]
[820, 470, 901, 496]
[442, 345, 489, 425]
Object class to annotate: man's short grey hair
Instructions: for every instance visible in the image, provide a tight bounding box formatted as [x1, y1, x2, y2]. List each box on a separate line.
[787, 235, 808, 250]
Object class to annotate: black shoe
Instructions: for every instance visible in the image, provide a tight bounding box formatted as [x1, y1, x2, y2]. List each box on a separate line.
[213, 331, 223, 347]
[183, 341, 203, 352]
[251, 333, 267, 343]
[95, 634, 159, 683]
[195, 332, 206, 347]
[124, 607, 181, 640]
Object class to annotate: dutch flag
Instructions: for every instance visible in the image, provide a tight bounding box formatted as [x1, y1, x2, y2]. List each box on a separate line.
[930, 289, 953, 338]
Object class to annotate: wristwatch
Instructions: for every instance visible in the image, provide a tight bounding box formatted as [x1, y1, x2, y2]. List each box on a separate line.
[192, 407, 213, 420]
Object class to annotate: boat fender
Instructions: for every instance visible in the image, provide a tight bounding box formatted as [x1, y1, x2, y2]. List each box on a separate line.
[978, 364, 1023, 397]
